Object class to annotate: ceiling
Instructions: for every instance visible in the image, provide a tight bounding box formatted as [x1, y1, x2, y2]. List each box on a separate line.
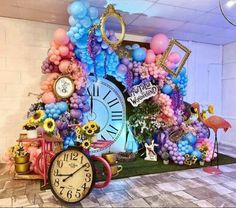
[0, 0, 236, 45]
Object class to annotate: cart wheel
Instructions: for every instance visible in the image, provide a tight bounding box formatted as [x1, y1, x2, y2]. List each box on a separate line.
[91, 155, 112, 189]
[36, 151, 54, 177]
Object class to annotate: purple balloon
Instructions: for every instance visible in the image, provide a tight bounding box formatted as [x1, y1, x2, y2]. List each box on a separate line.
[169, 151, 174, 155]
[117, 64, 128, 76]
[70, 109, 81, 119]
[121, 58, 130, 66]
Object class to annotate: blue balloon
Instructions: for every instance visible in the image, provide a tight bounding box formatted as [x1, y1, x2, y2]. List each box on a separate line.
[132, 47, 146, 62]
[80, 16, 92, 28]
[180, 67, 187, 76]
[53, 113, 59, 120]
[57, 102, 68, 113]
[69, 16, 76, 26]
[187, 145, 194, 154]
[192, 149, 201, 160]
[69, 1, 87, 19]
[185, 133, 197, 145]
[172, 75, 181, 84]
[89, 7, 99, 20]
[161, 84, 173, 95]
[132, 44, 140, 49]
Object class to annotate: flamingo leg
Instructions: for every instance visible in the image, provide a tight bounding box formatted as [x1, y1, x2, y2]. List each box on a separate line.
[211, 133, 217, 166]
[216, 135, 219, 169]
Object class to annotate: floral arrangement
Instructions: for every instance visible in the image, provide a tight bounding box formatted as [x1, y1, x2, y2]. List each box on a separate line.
[76, 121, 100, 149]
[128, 101, 161, 143]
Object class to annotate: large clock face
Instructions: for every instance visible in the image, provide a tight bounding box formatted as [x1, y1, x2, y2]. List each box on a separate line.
[85, 78, 126, 153]
[48, 148, 95, 204]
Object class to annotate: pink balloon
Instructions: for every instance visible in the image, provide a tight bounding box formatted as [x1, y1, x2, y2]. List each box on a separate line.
[168, 52, 181, 64]
[59, 60, 71, 74]
[59, 46, 69, 57]
[54, 28, 69, 45]
[145, 49, 156, 64]
[166, 61, 176, 70]
[150, 33, 169, 55]
[41, 92, 56, 104]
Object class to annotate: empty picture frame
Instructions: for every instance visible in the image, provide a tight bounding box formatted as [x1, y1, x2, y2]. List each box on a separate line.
[159, 39, 191, 77]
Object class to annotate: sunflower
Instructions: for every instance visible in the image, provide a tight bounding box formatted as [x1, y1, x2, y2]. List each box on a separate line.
[201, 111, 207, 120]
[82, 124, 90, 132]
[30, 110, 45, 124]
[75, 125, 82, 135]
[43, 118, 55, 133]
[208, 104, 214, 114]
[88, 121, 100, 133]
[85, 128, 95, 137]
[81, 139, 91, 149]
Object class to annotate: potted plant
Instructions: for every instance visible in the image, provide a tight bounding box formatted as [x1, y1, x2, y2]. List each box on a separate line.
[23, 124, 38, 139]
[161, 152, 170, 165]
[200, 152, 206, 166]
[11, 144, 31, 174]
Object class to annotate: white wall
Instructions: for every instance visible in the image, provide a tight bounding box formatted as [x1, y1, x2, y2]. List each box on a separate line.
[0, 17, 67, 161]
[0, 17, 223, 161]
[222, 42, 236, 147]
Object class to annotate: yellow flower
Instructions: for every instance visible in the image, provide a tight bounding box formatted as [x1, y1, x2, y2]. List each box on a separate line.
[82, 124, 89, 132]
[85, 128, 95, 137]
[76, 125, 82, 135]
[208, 104, 214, 114]
[43, 118, 55, 133]
[88, 121, 100, 133]
[202, 112, 207, 120]
[81, 139, 91, 149]
[30, 110, 45, 124]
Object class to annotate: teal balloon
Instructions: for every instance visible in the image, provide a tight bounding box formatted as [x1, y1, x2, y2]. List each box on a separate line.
[69, 1, 87, 19]
[53, 113, 59, 120]
[161, 84, 173, 95]
[132, 44, 140, 49]
[132, 47, 146, 62]
[187, 145, 194, 154]
[172, 75, 181, 84]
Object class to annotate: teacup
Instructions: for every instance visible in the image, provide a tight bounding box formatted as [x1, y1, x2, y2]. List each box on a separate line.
[110, 164, 123, 177]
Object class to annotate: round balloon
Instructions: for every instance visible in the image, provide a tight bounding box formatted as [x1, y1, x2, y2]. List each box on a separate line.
[150, 33, 169, 55]
[132, 47, 146, 62]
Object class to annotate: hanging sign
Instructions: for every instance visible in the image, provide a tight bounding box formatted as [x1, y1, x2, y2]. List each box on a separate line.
[127, 81, 158, 107]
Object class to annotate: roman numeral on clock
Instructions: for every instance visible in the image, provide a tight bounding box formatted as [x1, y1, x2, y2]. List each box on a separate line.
[87, 84, 99, 97]
[112, 111, 123, 121]
[106, 124, 118, 139]
[108, 98, 119, 108]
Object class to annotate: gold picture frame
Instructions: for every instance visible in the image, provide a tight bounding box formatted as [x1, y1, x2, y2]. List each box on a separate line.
[158, 39, 191, 77]
[100, 4, 126, 50]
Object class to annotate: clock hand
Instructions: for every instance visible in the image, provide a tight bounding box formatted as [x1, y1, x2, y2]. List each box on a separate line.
[90, 94, 93, 114]
[57, 173, 72, 177]
[62, 163, 87, 182]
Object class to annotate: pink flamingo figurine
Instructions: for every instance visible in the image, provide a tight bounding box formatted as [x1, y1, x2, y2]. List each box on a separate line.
[191, 102, 231, 174]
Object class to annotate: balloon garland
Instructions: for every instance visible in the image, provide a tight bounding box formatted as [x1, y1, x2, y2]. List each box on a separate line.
[4, 0, 217, 173]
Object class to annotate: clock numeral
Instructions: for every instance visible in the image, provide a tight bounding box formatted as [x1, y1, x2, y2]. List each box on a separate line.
[54, 178, 60, 187]
[81, 183, 87, 191]
[106, 124, 118, 139]
[80, 156, 84, 164]
[67, 190, 73, 199]
[101, 134, 106, 141]
[63, 153, 69, 161]
[108, 98, 119, 108]
[88, 84, 99, 97]
[59, 186, 65, 195]
[84, 163, 90, 172]
[85, 173, 91, 182]
[111, 111, 123, 121]
[53, 169, 59, 176]
[70, 152, 79, 161]
[75, 189, 81, 198]
[103, 90, 111, 100]
[57, 160, 63, 168]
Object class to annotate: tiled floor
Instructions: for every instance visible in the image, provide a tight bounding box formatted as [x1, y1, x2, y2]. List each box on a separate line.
[0, 144, 236, 207]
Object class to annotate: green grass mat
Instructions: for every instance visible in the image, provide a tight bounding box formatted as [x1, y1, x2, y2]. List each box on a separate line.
[112, 153, 236, 179]
[41, 153, 236, 190]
